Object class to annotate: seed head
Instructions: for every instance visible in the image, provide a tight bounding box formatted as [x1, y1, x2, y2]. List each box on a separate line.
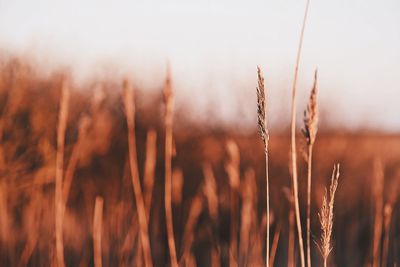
[303, 69, 318, 146]
[256, 67, 269, 149]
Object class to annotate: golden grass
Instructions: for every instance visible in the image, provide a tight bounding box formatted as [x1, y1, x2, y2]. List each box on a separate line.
[256, 66, 270, 267]
[303, 69, 318, 267]
[318, 164, 340, 267]
[1, 56, 399, 267]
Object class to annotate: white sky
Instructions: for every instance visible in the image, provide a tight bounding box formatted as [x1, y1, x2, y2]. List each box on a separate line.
[0, 0, 399, 131]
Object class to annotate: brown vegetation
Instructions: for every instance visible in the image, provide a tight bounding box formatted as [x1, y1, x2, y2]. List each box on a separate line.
[0, 57, 399, 267]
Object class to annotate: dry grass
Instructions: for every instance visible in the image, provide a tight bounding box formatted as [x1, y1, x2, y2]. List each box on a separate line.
[303, 69, 318, 267]
[163, 63, 179, 267]
[256, 66, 270, 267]
[318, 164, 340, 267]
[123, 78, 153, 267]
[0, 56, 399, 267]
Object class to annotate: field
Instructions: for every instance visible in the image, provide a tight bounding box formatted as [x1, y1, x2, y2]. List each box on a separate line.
[0, 57, 398, 267]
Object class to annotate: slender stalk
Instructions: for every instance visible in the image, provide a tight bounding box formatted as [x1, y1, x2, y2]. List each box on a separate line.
[265, 152, 270, 267]
[93, 196, 104, 267]
[303, 70, 318, 267]
[306, 146, 313, 267]
[55, 79, 69, 267]
[256, 67, 270, 267]
[163, 64, 179, 267]
[123, 79, 153, 267]
[289, 1, 311, 267]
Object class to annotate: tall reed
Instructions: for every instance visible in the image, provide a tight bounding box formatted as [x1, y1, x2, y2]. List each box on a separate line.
[303, 70, 318, 267]
[123, 79, 153, 267]
[163, 64, 179, 267]
[55, 79, 69, 267]
[318, 164, 340, 267]
[289, 1, 311, 266]
[256, 66, 270, 267]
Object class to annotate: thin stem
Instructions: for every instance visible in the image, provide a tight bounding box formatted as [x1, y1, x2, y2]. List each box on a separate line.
[290, 1, 311, 267]
[123, 80, 153, 267]
[164, 66, 179, 267]
[306, 145, 313, 267]
[55, 80, 69, 267]
[265, 147, 270, 267]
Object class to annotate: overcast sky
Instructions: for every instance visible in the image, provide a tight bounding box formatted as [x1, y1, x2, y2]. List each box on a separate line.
[0, 0, 399, 132]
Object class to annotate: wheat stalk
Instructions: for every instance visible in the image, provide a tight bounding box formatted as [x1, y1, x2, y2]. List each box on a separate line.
[123, 78, 153, 267]
[55, 79, 69, 267]
[256, 66, 271, 267]
[302, 69, 318, 267]
[318, 164, 340, 267]
[289, 1, 311, 266]
[93, 196, 104, 267]
[163, 63, 179, 267]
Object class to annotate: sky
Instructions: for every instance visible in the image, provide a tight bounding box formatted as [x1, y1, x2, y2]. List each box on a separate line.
[0, 0, 399, 132]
